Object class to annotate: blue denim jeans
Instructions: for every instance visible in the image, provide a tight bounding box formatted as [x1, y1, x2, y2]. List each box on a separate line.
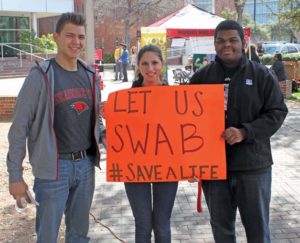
[202, 168, 272, 243]
[33, 157, 95, 243]
[124, 182, 178, 243]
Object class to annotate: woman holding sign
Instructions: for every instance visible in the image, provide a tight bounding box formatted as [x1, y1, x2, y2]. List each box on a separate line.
[124, 44, 178, 243]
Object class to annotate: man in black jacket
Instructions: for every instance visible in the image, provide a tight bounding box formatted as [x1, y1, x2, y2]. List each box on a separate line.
[190, 20, 288, 243]
[271, 53, 287, 82]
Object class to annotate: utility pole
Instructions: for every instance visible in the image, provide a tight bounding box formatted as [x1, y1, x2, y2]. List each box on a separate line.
[84, 0, 95, 64]
[253, 0, 256, 23]
[253, 0, 257, 40]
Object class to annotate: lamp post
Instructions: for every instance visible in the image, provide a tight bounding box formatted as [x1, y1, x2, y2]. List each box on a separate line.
[253, 0, 257, 43]
[84, 0, 95, 64]
[253, 0, 256, 23]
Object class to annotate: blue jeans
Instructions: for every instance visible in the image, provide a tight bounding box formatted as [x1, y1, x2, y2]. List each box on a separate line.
[124, 182, 178, 243]
[122, 63, 128, 81]
[33, 157, 95, 243]
[202, 168, 272, 243]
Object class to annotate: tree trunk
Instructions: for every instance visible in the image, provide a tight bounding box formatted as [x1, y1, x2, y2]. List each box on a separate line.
[234, 0, 246, 25]
[293, 30, 300, 43]
[125, 0, 131, 48]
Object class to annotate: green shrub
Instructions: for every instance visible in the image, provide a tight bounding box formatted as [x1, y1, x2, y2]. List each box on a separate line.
[19, 30, 36, 52]
[260, 53, 300, 65]
[260, 54, 273, 65]
[38, 34, 56, 52]
[19, 30, 56, 53]
[282, 53, 300, 61]
[103, 53, 114, 63]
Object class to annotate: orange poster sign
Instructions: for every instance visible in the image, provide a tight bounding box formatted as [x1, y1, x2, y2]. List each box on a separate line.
[105, 85, 226, 182]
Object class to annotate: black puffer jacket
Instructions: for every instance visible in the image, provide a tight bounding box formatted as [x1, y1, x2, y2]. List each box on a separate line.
[190, 55, 288, 172]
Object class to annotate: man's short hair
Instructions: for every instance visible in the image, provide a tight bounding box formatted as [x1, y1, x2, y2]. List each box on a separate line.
[214, 20, 244, 41]
[55, 12, 86, 33]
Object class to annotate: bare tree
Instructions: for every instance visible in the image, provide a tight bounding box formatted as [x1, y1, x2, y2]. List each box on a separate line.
[95, 0, 183, 47]
[123, 0, 163, 47]
[234, 0, 246, 24]
[262, 0, 300, 42]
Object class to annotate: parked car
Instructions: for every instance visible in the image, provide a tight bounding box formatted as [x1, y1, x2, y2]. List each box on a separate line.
[262, 42, 300, 55]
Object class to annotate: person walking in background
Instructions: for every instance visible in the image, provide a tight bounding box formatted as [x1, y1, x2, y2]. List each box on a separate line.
[190, 20, 288, 243]
[114, 43, 123, 80]
[256, 42, 264, 56]
[245, 44, 261, 63]
[6, 12, 103, 243]
[118, 43, 129, 82]
[271, 53, 287, 82]
[124, 44, 178, 243]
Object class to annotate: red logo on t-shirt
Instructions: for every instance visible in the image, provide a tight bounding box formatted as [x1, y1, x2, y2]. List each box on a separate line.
[70, 101, 89, 115]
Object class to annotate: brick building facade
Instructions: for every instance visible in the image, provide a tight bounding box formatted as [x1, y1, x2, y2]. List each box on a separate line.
[93, 0, 186, 54]
[37, 0, 185, 54]
[39, 16, 60, 36]
[0, 97, 17, 121]
[37, 0, 234, 55]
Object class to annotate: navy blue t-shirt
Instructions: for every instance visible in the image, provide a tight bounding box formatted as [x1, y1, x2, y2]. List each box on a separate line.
[52, 59, 93, 153]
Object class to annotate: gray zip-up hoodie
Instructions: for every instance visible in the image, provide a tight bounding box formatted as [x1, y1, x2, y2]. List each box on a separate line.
[7, 59, 102, 182]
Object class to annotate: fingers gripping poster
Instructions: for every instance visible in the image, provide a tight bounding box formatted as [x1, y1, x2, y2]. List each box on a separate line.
[104, 85, 226, 182]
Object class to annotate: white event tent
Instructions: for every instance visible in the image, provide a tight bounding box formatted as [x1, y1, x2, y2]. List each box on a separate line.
[147, 4, 250, 63]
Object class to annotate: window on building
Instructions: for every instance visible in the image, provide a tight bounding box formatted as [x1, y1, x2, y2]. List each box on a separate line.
[0, 16, 29, 56]
[244, 0, 278, 25]
[0, 16, 29, 42]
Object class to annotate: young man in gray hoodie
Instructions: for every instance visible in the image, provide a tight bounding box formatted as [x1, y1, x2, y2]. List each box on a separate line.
[7, 12, 103, 243]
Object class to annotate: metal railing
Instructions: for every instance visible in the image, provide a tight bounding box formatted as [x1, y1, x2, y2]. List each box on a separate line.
[0, 43, 56, 67]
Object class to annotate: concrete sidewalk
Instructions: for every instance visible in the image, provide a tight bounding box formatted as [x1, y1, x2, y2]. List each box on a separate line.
[87, 99, 300, 243]
[1, 70, 300, 242]
[0, 66, 180, 97]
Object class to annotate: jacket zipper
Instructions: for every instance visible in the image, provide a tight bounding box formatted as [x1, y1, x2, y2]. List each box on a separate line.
[93, 72, 101, 167]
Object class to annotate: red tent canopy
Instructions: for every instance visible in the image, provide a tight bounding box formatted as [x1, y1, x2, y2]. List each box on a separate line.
[166, 28, 251, 40]
[148, 4, 250, 40]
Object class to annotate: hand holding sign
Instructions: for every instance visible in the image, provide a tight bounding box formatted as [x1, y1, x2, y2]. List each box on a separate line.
[223, 127, 246, 145]
[100, 101, 107, 119]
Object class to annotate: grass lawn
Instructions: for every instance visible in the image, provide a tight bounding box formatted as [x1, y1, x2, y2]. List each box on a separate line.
[290, 91, 300, 102]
